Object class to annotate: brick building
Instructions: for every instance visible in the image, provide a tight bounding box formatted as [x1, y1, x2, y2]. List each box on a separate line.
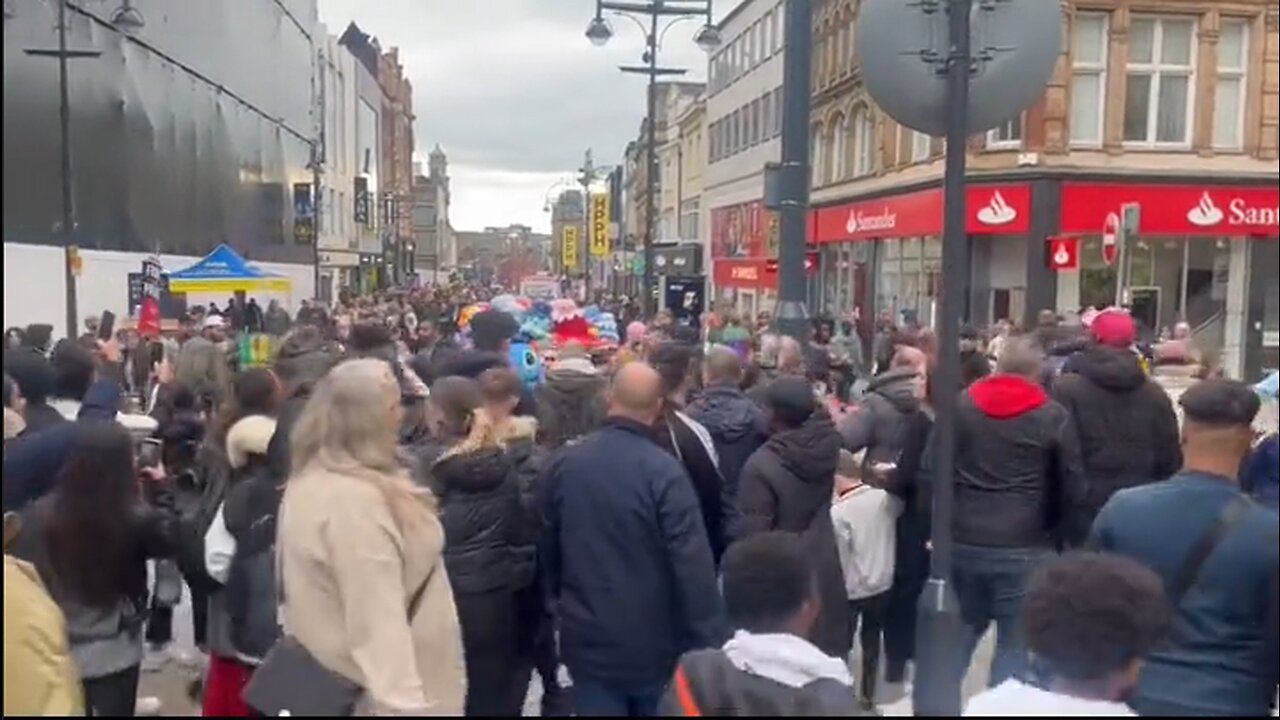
[809, 0, 1279, 380]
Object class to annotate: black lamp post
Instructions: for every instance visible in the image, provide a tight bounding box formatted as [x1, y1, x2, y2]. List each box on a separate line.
[23, 0, 144, 339]
[585, 0, 721, 316]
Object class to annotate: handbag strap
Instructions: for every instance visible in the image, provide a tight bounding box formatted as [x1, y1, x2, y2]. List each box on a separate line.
[1167, 495, 1251, 610]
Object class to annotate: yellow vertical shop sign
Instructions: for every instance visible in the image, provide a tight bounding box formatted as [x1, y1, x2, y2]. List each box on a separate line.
[562, 225, 580, 270]
[589, 193, 610, 257]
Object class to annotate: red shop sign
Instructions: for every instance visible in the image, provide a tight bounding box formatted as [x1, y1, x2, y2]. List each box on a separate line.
[1046, 236, 1080, 271]
[811, 184, 1031, 243]
[1060, 183, 1280, 237]
[713, 258, 775, 290]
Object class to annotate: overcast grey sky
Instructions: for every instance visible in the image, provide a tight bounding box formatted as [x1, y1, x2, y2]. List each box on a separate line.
[316, 0, 714, 233]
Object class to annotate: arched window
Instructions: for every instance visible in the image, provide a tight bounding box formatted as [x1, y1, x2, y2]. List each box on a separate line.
[810, 123, 824, 186]
[851, 105, 876, 177]
[829, 114, 847, 182]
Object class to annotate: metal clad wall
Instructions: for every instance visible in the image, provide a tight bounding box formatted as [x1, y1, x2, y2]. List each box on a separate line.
[2, 0, 318, 264]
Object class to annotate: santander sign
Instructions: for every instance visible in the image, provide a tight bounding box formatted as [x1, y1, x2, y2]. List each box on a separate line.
[1186, 192, 1279, 229]
[846, 208, 897, 234]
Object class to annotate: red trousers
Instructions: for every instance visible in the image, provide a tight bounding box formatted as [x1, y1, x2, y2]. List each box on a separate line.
[202, 655, 254, 717]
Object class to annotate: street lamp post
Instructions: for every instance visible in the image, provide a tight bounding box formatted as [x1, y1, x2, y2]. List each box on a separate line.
[24, 0, 144, 339]
[585, 0, 721, 317]
[771, 0, 813, 346]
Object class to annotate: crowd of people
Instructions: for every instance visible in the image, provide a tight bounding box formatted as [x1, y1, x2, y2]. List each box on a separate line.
[2, 285, 1277, 717]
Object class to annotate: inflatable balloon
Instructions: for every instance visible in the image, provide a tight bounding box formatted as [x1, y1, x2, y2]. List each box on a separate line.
[509, 341, 543, 390]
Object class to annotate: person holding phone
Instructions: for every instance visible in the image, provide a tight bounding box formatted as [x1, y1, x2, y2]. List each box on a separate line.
[8, 422, 177, 716]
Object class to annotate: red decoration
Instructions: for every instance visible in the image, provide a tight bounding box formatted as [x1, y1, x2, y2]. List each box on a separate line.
[1046, 236, 1080, 271]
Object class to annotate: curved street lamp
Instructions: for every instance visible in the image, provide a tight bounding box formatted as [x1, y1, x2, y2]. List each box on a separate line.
[584, 0, 718, 315]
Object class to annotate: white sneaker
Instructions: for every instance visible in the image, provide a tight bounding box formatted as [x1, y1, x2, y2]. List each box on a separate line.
[140, 645, 169, 673]
[134, 696, 163, 716]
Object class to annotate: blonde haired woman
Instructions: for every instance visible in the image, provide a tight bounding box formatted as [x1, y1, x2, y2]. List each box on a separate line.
[276, 359, 464, 715]
[416, 375, 540, 716]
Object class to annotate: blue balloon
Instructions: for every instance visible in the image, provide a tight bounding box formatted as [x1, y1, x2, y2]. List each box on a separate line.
[509, 342, 543, 390]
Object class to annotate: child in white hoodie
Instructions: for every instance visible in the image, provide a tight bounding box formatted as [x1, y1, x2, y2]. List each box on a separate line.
[831, 465, 902, 710]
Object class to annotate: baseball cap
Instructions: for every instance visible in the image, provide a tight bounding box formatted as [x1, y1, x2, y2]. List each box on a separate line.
[202, 315, 227, 330]
[1089, 309, 1135, 349]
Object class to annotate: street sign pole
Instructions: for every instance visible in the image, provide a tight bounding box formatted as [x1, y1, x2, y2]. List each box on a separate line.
[1113, 202, 1140, 308]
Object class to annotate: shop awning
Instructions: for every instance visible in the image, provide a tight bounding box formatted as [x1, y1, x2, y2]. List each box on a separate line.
[166, 244, 292, 293]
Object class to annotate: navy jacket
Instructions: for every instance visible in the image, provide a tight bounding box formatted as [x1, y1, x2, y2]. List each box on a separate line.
[1091, 472, 1280, 716]
[3, 381, 122, 512]
[686, 385, 767, 507]
[541, 418, 727, 686]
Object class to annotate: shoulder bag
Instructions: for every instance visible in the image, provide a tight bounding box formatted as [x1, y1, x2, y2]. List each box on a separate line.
[242, 569, 431, 716]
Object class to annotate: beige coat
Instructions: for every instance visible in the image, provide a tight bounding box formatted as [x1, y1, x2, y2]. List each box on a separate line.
[278, 465, 466, 715]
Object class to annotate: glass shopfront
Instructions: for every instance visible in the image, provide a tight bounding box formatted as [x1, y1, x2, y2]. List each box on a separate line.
[875, 237, 942, 328]
[1078, 235, 1232, 346]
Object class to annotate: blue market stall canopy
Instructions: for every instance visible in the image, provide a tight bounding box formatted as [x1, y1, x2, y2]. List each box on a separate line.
[166, 244, 291, 293]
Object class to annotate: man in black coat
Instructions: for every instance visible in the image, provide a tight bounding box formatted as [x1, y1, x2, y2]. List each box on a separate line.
[687, 346, 767, 512]
[1052, 309, 1181, 544]
[541, 362, 726, 717]
[930, 336, 1085, 688]
[734, 377, 852, 661]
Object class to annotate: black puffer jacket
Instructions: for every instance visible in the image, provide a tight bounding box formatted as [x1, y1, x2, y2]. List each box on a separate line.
[416, 442, 533, 595]
[1051, 345, 1181, 543]
[417, 439, 537, 714]
[734, 413, 852, 658]
[945, 374, 1086, 549]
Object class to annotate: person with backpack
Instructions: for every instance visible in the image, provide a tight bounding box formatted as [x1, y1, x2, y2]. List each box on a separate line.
[1089, 379, 1280, 716]
[201, 414, 278, 716]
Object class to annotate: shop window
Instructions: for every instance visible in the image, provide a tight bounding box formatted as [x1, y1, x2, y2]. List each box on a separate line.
[1069, 8, 1111, 148]
[1124, 16, 1196, 147]
[1213, 19, 1249, 150]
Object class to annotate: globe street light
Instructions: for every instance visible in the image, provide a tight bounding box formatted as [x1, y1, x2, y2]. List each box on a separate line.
[584, 15, 614, 46]
[585, 0, 718, 316]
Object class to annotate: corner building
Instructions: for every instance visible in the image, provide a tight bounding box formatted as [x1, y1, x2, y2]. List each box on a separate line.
[809, 0, 1278, 380]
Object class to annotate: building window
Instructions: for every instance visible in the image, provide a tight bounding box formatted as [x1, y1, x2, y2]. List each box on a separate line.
[762, 11, 773, 59]
[810, 123, 824, 186]
[749, 99, 761, 146]
[680, 199, 700, 240]
[830, 114, 847, 181]
[1070, 12, 1108, 146]
[1213, 19, 1248, 150]
[911, 129, 931, 162]
[761, 93, 773, 142]
[852, 106, 875, 177]
[986, 114, 1023, 149]
[773, 87, 784, 137]
[745, 25, 756, 68]
[1124, 16, 1196, 147]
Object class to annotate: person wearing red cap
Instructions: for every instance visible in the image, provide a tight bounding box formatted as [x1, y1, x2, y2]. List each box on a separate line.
[1051, 309, 1181, 546]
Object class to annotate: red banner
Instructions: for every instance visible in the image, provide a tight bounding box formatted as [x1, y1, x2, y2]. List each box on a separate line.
[1060, 183, 1279, 237]
[811, 184, 1032, 243]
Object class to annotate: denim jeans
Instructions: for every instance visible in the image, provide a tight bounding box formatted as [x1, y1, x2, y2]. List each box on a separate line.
[571, 675, 666, 717]
[951, 543, 1051, 687]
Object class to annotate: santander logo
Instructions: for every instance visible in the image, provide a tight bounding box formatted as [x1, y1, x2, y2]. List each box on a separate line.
[976, 191, 1018, 226]
[1186, 192, 1225, 227]
[846, 208, 897, 234]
